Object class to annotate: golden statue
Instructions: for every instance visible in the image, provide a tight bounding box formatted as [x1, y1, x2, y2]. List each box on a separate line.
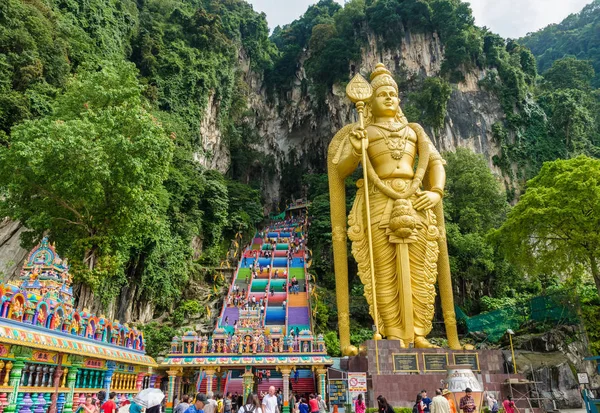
[328, 63, 462, 355]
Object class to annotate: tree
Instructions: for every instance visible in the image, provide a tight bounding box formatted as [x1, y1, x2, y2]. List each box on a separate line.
[443, 148, 514, 311]
[543, 57, 595, 91]
[492, 156, 600, 296]
[0, 61, 173, 304]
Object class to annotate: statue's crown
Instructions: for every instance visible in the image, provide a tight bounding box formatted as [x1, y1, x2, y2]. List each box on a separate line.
[370, 63, 398, 92]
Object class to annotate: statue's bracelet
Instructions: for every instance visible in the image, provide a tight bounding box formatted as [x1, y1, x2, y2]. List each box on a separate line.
[430, 187, 444, 197]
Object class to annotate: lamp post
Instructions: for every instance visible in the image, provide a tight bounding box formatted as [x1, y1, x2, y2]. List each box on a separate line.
[507, 329, 517, 374]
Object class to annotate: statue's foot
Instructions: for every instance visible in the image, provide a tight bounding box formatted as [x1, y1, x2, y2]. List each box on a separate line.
[387, 335, 408, 348]
[342, 345, 359, 356]
[414, 336, 439, 349]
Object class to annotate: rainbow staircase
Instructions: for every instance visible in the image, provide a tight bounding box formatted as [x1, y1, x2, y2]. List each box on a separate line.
[214, 220, 317, 391]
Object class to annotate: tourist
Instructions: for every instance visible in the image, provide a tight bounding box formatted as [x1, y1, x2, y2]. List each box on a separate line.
[224, 316, 229, 326]
[239, 394, 262, 413]
[82, 396, 98, 413]
[266, 369, 271, 381]
[262, 386, 278, 413]
[270, 286, 275, 296]
[442, 390, 456, 413]
[289, 394, 297, 413]
[502, 396, 519, 413]
[282, 300, 286, 309]
[486, 393, 498, 413]
[186, 394, 207, 413]
[377, 395, 394, 413]
[421, 390, 432, 413]
[298, 399, 309, 413]
[430, 389, 449, 413]
[224, 394, 232, 413]
[308, 395, 319, 413]
[96, 391, 106, 410]
[414, 395, 425, 413]
[101, 392, 117, 413]
[355, 394, 366, 413]
[205, 392, 218, 413]
[459, 389, 476, 413]
[277, 390, 283, 412]
[294, 369, 299, 383]
[175, 396, 191, 413]
[317, 395, 326, 413]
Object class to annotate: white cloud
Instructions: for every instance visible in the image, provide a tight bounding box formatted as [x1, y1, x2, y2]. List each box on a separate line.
[247, 0, 591, 38]
[247, 0, 344, 30]
[468, 0, 590, 38]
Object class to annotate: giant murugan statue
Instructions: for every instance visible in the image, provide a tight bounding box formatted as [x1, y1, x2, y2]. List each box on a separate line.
[328, 63, 463, 355]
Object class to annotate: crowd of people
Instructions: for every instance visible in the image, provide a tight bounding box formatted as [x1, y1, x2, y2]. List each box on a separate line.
[360, 388, 518, 413]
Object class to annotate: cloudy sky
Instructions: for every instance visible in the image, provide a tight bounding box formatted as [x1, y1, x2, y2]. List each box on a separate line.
[247, 0, 591, 38]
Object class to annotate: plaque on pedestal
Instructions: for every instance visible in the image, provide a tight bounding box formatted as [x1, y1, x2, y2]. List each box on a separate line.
[392, 353, 419, 372]
[453, 353, 480, 371]
[423, 353, 448, 372]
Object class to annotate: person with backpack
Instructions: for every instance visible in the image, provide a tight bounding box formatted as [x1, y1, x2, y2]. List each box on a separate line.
[413, 395, 425, 413]
[430, 389, 449, 413]
[239, 394, 262, 413]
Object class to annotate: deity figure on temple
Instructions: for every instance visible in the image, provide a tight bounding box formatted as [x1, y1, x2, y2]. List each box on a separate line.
[328, 63, 464, 355]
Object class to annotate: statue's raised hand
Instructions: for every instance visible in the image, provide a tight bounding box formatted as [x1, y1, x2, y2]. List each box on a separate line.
[350, 127, 368, 154]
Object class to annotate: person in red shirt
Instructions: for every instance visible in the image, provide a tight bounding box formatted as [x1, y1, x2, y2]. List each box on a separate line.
[309, 394, 319, 413]
[101, 392, 117, 413]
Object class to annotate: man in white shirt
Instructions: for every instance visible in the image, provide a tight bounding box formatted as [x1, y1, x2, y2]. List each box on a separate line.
[205, 391, 218, 413]
[262, 386, 279, 413]
[430, 389, 450, 413]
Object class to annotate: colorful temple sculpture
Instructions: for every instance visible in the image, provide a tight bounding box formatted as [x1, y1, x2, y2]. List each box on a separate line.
[161, 215, 332, 413]
[0, 238, 158, 413]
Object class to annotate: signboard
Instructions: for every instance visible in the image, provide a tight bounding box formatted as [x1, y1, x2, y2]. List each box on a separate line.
[32, 350, 58, 364]
[423, 353, 448, 372]
[348, 373, 367, 392]
[84, 359, 106, 369]
[578, 373, 590, 384]
[453, 353, 480, 371]
[393, 353, 419, 372]
[328, 379, 347, 406]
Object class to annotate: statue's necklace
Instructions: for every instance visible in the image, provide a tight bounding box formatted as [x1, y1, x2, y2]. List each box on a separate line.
[374, 122, 408, 160]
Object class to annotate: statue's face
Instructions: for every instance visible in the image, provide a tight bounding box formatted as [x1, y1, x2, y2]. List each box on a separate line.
[371, 85, 399, 117]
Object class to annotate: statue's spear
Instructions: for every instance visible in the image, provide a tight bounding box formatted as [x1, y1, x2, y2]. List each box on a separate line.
[346, 73, 382, 341]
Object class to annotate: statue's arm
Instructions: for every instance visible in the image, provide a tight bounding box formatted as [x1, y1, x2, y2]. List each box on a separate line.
[335, 138, 361, 179]
[427, 138, 446, 194]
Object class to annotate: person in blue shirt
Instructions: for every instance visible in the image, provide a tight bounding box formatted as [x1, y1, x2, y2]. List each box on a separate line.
[130, 402, 143, 413]
[186, 394, 207, 413]
[421, 390, 432, 413]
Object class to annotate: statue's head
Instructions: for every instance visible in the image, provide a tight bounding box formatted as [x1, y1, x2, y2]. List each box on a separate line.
[370, 63, 399, 118]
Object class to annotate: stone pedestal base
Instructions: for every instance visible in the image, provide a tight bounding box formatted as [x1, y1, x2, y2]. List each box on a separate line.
[346, 340, 525, 408]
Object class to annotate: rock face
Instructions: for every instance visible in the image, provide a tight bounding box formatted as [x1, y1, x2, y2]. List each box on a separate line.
[512, 325, 599, 409]
[0, 219, 28, 282]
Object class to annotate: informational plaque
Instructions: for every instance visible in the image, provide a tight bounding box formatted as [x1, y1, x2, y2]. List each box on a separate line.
[423, 353, 448, 372]
[393, 353, 419, 372]
[453, 353, 480, 371]
[328, 379, 348, 406]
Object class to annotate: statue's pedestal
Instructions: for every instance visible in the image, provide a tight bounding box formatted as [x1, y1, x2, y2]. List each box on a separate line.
[344, 340, 525, 408]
